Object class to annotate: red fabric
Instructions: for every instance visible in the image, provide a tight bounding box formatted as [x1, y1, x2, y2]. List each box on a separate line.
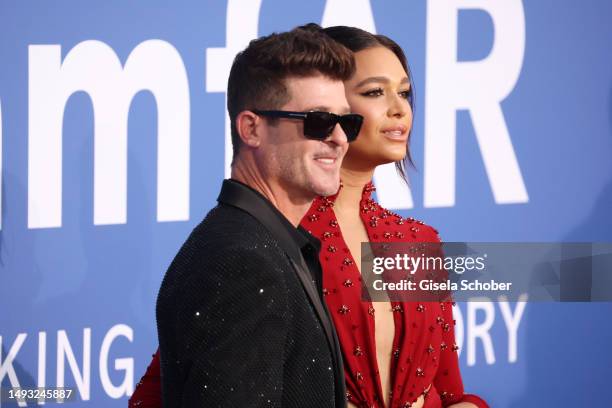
[129, 183, 488, 408]
[129, 351, 161, 407]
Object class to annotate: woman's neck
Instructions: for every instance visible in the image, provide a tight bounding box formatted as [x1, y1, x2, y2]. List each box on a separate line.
[335, 167, 375, 217]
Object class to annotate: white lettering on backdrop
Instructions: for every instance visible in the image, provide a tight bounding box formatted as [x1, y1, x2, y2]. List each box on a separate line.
[28, 40, 190, 228]
[425, 0, 529, 207]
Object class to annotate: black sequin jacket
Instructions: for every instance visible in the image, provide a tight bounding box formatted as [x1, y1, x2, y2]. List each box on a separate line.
[156, 180, 346, 407]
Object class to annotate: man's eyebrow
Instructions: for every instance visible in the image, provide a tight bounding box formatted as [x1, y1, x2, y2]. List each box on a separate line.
[355, 76, 411, 88]
[308, 105, 331, 112]
[307, 106, 352, 114]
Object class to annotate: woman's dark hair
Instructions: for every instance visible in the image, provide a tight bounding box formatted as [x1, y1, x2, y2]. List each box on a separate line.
[323, 25, 416, 184]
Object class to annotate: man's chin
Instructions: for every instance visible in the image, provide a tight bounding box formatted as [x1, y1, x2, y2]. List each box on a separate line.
[312, 180, 341, 197]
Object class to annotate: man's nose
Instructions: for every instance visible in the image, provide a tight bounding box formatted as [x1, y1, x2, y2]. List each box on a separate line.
[327, 123, 349, 147]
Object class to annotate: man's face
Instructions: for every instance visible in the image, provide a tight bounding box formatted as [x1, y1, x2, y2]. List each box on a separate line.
[256, 74, 350, 198]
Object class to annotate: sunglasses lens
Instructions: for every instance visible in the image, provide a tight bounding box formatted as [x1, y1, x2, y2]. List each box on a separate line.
[339, 114, 364, 142]
[303, 112, 364, 142]
[304, 112, 336, 140]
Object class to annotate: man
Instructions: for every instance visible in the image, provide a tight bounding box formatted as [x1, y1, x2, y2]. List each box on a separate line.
[156, 26, 362, 407]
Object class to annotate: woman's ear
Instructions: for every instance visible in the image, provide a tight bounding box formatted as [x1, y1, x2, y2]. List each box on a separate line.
[236, 110, 262, 148]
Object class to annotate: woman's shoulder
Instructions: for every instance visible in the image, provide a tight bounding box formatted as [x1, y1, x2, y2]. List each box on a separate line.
[298, 190, 442, 244]
[371, 200, 442, 243]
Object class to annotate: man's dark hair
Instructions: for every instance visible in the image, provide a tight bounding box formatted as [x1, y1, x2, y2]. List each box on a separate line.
[227, 24, 355, 160]
[322, 25, 416, 184]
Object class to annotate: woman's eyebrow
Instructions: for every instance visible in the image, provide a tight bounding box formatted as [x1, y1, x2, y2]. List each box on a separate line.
[355, 76, 410, 88]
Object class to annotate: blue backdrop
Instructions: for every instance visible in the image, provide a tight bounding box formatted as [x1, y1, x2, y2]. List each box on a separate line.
[1, 1, 611, 406]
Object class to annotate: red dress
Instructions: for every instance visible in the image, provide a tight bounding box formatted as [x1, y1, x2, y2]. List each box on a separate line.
[129, 183, 488, 408]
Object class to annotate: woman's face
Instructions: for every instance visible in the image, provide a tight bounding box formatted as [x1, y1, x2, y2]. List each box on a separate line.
[342, 46, 412, 170]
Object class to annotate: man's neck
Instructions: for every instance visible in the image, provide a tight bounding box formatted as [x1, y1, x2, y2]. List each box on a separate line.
[231, 161, 312, 227]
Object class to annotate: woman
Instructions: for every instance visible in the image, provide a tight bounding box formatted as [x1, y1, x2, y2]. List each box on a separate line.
[130, 25, 488, 408]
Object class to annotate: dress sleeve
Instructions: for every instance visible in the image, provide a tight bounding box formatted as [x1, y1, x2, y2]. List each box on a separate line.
[425, 227, 489, 408]
[129, 350, 162, 408]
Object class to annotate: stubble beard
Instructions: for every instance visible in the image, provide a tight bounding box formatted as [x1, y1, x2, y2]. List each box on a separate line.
[277, 156, 340, 200]
[309, 166, 341, 197]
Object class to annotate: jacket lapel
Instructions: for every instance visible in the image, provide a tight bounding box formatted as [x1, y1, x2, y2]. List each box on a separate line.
[288, 255, 346, 406]
[288, 256, 335, 349]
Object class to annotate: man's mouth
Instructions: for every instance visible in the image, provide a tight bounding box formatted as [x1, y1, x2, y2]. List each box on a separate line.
[314, 157, 337, 165]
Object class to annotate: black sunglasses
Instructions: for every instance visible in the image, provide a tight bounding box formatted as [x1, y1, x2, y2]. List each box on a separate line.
[252, 110, 363, 142]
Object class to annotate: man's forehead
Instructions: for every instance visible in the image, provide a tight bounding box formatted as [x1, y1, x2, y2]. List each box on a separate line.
[285, 75, 343, 90]
[284, 76, 350, 113]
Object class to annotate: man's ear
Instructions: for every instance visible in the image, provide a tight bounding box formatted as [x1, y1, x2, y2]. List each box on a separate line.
[236, 110, 262, 148]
